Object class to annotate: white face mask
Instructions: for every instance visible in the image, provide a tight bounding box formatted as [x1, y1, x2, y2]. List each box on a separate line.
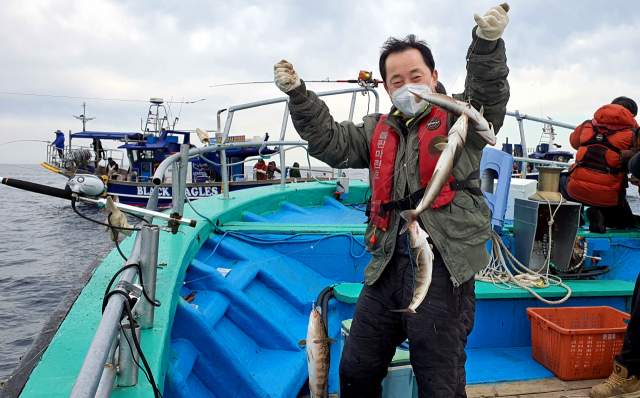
[391, 82, 432, 117]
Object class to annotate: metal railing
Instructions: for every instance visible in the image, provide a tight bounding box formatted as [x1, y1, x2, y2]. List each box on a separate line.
[218, 87, 379, 194]
[506, 110, 577, 178]
[46, 145, 126, 173]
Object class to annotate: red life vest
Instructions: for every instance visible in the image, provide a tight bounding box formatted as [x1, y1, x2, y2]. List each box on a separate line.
[370, 107, 456, 229]
[253, 162, 268, 180]
[567, 105, 638, 207]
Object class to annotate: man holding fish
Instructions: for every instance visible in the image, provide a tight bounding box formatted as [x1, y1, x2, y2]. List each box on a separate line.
[274, 3, 509, 396]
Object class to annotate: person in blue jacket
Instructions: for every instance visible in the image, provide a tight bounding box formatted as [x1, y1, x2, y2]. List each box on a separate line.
[52, 130, 65, 158]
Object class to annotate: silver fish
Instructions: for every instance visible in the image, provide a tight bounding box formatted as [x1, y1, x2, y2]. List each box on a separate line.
[299, 305, 338, 398]
[392, 221, 434, 313]
[408, 91, 497, 145]
[399, 113, 468, 234]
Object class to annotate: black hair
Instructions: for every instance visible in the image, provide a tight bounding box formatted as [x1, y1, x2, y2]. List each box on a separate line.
[436, 81, 446, 95]
[612, 96, 638, 117]
[379, 34, 435, 84]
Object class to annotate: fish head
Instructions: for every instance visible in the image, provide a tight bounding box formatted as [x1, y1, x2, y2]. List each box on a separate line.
[407, 91, 464, 116]
[407, 221, 429, 249]
[480, 122, 497, 146]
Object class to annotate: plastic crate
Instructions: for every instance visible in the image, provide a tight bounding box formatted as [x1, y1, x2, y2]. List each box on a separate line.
[527, 306, 630, 381]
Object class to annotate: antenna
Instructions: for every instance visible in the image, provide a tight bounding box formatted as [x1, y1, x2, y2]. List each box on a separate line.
[73, 102, 95, 132]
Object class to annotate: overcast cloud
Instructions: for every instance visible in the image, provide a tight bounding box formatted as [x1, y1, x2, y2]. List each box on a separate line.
[1, 0, 639, 169]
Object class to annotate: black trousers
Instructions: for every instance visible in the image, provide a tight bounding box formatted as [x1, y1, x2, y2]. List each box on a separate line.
[616, 271, 640, 377]
[339, 250, 476, 398]
[559, 175, 634, 229]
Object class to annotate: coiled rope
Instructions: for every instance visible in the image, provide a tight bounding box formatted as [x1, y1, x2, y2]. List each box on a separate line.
[475, 194, 572, 305]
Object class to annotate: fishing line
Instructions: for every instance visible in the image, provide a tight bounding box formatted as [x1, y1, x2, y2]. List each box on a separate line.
[0, 140, 51, 147]
[0, 91, 205, 104]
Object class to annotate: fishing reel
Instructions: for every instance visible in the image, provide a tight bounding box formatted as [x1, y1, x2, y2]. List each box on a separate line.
[67, 171, 107, 197]
[357, 70, 382, 89]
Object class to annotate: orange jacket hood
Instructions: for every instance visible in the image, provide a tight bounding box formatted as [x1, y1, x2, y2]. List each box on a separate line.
[594, 104, 639, 129]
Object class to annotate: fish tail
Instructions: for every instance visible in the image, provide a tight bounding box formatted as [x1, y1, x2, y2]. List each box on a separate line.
[390, 308, 417, 314]
[399, 211, 416, 234]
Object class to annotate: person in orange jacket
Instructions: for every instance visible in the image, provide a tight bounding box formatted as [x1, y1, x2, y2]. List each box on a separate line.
[559, 97, 639, 233]
[253, 158, 268, 180]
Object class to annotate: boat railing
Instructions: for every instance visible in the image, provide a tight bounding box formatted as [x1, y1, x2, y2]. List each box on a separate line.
[506, 110, 577, 177]
[46, 144, 126, 172]
[216, 87, 379, 195]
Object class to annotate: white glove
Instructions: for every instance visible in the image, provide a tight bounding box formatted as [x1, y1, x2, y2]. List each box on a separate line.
[274, 60, 301, 93]
[474, 3, 510, 41]
[257, 170, 267, 174]
[196, 127, 210, 144]
[103, 196, 133, 242]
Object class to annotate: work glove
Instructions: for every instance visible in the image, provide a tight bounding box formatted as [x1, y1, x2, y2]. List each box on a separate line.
[274, 60, 301, 93]
[474, 3, 510, 41]
[620, 148, 640, 165]
[103, 196, 133, 242]
[196, 127, 210, 144]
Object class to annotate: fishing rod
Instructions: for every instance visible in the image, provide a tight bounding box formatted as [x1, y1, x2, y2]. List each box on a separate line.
[210, 70, 384, 89]
[0, 177, 196, 229]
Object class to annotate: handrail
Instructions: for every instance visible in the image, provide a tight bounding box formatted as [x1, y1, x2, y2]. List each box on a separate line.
[506, 110, 577, 178]
[152, 141, 311, 198]
[507, 111, 577, 130]
[512, 156, 571, 168]
[218, 87, 379, 191]
[69, 233, 143, 398]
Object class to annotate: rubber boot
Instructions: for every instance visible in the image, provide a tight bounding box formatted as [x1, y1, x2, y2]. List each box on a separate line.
[589, 361, 640, 397]
[587, 207, 606, 234]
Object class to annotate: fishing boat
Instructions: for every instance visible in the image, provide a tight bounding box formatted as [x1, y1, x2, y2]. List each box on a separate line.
[2, 87, 639, 398]
[40, 98, 324, 206]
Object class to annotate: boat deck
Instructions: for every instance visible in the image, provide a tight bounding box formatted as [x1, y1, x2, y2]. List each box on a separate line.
[466, 377, 607, 397]
[11, 180, 640, 398]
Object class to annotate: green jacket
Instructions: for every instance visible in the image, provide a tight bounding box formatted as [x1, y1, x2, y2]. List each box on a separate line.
[287, 29, 510, 285]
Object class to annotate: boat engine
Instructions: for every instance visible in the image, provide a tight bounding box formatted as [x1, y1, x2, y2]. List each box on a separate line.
[67, 173, 106, 196]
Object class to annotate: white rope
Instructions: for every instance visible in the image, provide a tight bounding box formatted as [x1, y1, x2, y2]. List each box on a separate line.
[475, 194, 572, 305]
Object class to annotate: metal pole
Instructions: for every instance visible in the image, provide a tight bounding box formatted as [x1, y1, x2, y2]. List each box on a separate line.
[69, 234, 142, 398]
[94, 335, 118, 398]
[220, 149, 229, 199]
[515, 110, 528, 178]
[171, 160, 180, 209]
[506, 111, 576, 130]
[137, 225, 159, 329]
[348, 91, 357, 122]
[176, 144, 189, 215]
[145, 186, 159, 224]
[279, 101, 289, 188]
[219, 111, 235, 199]
[117, 322, 141, 386]
[77, 197, 197, 228]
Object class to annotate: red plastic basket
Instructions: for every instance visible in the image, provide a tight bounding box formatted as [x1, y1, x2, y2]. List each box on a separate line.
[527, 306, 630, 381]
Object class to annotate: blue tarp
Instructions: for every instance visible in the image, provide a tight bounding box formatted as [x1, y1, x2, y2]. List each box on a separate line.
[70, 131, 143, 140]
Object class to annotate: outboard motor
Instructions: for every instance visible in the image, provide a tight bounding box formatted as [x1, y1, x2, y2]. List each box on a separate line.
[67, 172, 106, 196]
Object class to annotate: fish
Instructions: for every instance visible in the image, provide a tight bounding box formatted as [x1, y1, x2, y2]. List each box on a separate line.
[408, 91, 497, 146]
[298, 304, 338, 398]
[398, 112, 469, 234]
[392, 221, 434, 313]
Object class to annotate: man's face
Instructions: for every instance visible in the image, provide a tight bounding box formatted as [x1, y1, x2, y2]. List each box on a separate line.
[384, 48, 438, 98]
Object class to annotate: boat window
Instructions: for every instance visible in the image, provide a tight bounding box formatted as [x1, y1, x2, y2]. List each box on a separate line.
[139, 150, 154, 160]
[131, 150, 139, 164]
[142, 163, 151, 173]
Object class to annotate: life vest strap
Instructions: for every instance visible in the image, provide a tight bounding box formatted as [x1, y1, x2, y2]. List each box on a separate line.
[378, 170, 482, 218]
[569, 161, 624, 176]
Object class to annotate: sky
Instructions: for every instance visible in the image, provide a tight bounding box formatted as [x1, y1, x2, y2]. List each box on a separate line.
[1, 0, 639, 170]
